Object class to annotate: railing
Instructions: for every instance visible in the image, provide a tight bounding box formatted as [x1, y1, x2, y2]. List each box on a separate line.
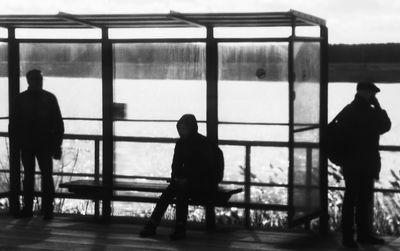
[1, 129, 400, 223]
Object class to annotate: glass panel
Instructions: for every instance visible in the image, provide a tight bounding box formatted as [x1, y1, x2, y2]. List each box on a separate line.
[113, 43, 206, 181]
[109, 28, 206, 39]
[114, 142, 174, 178]
[219, 124, 288, 142]
[251, 147, 288, 184]
[217, 145, 245, 182]
[20, 43, 102, 134]
[218, 42, 289, 141]
[251, 186, 287, 204]
[291, 42, 321, 221]
[0, 42, 8, 194]
[16, 29, 101, 39]
[250, 210, 287, 229]
[218, 42, 289, 212]
[376, 151, 400, 190]
[19, 43, 102, 188]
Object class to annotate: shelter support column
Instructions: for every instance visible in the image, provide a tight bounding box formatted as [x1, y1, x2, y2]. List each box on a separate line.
[102, 27, 114, 221]
[206, 26, 218, 229]
[319, 25, 329, 234]
[8, 28, 20, 216]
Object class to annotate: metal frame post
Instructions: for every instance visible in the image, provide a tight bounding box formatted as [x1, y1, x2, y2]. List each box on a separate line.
[287, 17, 296, 227]
[8, 27, 21, 216]
[101, 27, 113, 221]
[319, 25, 329, 234]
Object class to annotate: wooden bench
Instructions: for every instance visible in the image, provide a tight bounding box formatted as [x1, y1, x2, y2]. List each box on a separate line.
[59, 179, 243, 218]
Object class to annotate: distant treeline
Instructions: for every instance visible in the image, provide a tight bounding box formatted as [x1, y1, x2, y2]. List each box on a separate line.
[329, 43, 400, 63]
[0, 43, 399, 80]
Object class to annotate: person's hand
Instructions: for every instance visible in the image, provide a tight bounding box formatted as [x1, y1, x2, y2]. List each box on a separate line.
[371, 97, 381, 109]
[53, 146, 62, 160]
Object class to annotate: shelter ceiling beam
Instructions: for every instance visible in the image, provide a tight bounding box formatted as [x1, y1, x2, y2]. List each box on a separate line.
[57, 12, 102, 29]
[169, 10, 205, 28]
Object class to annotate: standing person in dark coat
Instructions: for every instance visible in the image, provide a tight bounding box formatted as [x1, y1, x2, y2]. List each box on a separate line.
[9, 69, 64, 220]
[339, 82, 391, 248]
[140, 114, 218, 240]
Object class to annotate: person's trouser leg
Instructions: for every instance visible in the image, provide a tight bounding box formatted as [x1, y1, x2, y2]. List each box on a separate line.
[21, 150, 36, 213]
[37, 151, 54, 216]
[175, 183, 190, 230]
[342, 175, 361, 240]
[150, 183, 178, 226]
[356, 176, 374, 238]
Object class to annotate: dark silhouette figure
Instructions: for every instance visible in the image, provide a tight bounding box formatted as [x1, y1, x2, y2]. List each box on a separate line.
[9, 69, 64, 220]
[338, 82, 391, 248]
[140, 114, 219, 240]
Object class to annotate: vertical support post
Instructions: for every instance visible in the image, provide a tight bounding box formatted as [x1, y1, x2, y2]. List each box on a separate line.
[306, 147, 312, 216]
[205, 26, 218, 229]
[206, 26, 218, 142]
[8, 27, 21, 216]
[94, 139, 100, 218]
[287, 16, 296, 226]
[101, 27, 113, 221]
[319, 25, 329, 234]
[244, 145, 251, 228]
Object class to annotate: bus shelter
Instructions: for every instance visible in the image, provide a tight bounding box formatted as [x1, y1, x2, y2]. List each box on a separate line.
[0, 10, 328, 231]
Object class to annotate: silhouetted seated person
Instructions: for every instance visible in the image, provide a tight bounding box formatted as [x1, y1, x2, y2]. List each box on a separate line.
[140, 114, 219, 240]
[9, 69, 64, 220]
[339, 82, 391, 248]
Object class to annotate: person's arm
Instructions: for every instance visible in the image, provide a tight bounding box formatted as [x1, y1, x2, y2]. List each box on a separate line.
[171, 141, 184, 181]
[52, 95, 64, 159]
[372, 97, 391, 134]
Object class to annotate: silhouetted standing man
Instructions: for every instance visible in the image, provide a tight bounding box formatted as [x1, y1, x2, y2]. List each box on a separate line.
[140, 114, 219, 240]
[9, 69, 64, 220]
[339, 82, 391, 248]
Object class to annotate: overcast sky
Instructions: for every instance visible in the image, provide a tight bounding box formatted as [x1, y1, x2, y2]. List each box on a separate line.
[1, 0, 400, 44]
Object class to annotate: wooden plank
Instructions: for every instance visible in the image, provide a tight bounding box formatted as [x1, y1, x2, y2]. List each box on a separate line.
[0, 215, 397, 251]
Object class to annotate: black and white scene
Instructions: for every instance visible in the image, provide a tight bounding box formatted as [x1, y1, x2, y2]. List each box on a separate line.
[0, 0, 399, 250]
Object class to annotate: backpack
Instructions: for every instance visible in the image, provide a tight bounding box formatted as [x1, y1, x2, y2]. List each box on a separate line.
[214, 146, 225, 183]
[323, 108, 348, 166]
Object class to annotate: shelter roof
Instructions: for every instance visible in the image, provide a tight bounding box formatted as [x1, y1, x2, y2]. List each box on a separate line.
[0, 10, 326, 29]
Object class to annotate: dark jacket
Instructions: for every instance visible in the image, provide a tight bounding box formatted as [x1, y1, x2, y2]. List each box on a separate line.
[9, 89, 64, 152]
[171, 132, 214, 185]
[340, 95, 391, 178]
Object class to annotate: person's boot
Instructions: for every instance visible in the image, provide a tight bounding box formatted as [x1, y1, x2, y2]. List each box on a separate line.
[342, 238, 359, 249]
[343, 233, 358, 249]
[169, 223, 186, 241]
[357, 235, 385, 245]
[17, 207, 33, 218]
[139, 221, 157, 238]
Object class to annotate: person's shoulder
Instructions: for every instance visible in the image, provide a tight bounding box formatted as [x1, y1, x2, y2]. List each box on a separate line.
[41, 90, 58, 100]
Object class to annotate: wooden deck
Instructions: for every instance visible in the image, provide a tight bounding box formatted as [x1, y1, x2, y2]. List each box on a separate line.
[0, 214, 399, 251]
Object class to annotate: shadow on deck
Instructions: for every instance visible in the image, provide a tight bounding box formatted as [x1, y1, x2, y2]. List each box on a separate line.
[0, 214, 398, 251]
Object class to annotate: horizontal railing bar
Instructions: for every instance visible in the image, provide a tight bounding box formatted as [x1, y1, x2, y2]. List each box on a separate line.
[293, 125, 320, 133]
[219, 121, 289, 126]
[329, 186, 400, 194]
